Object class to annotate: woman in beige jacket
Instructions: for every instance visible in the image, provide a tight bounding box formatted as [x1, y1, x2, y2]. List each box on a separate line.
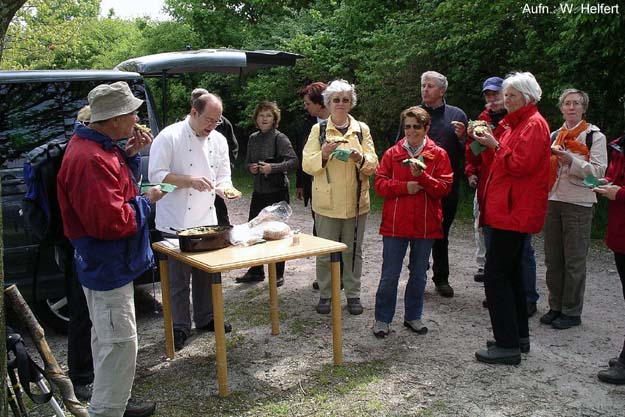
[303, 79, 378, 315]
[542, 88, 608, 329]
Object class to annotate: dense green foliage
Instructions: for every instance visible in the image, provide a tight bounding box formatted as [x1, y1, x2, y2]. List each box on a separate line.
[2, 0, 623, 236]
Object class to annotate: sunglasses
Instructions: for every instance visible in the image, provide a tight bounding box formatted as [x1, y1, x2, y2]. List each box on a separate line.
[332, 97, 351, 104]
[404, 124, 423, 130]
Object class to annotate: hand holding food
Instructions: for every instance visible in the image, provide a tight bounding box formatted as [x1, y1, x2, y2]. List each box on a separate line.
[321, 140, 340, 159]
[402, 158, 427, 170]
[451, 120, 466, 138]
[258, 161, 272, 175]
[221, 187, 242, 200]
[593, 184, 621, 201]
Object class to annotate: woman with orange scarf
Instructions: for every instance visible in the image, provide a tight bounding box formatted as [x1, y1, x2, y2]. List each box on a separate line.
[540, 89, 608, 330]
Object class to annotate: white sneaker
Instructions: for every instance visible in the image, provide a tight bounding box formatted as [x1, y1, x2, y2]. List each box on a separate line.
[373, 321, 390, 338]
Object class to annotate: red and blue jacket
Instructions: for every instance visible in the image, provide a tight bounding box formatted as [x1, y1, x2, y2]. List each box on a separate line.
[57, 124, 153, 291]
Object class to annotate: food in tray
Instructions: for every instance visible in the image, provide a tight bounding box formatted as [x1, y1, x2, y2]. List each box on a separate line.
[468, 120, 489, 135]
[402, 157, 427, 170]
[178, 226, 222, 236]
[222, 187, 242, 199]
[134, 123, 151, 134]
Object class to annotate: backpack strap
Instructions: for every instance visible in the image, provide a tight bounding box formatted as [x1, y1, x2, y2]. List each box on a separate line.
[550, 129, 560, 144]
[318, 120, 363, 145]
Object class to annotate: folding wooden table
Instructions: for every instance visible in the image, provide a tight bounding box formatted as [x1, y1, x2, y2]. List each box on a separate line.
[152, 233, 347, 397]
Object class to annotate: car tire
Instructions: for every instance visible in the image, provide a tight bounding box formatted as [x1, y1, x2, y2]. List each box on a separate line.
[35, 296, 69, 334]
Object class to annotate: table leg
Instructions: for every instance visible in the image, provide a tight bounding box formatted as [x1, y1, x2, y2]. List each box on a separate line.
[159, 258, 175, 359]
[210, 272, 230, 397]
[268, 263, 280, 335]
[330, 252, 343, 366]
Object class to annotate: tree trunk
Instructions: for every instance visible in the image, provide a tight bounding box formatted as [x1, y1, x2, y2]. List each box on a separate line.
[0, 0, 27, 63]
[5, 285, 89, 417]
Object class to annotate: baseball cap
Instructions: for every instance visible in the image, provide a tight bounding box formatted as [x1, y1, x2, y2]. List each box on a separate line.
[482, 77, 504, 93]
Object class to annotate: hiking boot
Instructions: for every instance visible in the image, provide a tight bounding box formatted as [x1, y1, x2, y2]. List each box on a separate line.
[73, 383, 93, 402]
[197, 320, 232, 333]
[435, 283, 454, 298]
[474, 268, 485, 283]
[373, 321, 390, 339]
[598, 361, 625, 385]
[487, 337, 530, 353]
[173, 329, 187, 351]
[609, 357, 623, 367]
[123, 397, 156, 417]
[235, 270, 265, 283]
[539, 309, 560, 325]
[475, 345, 521, 365]
[347, 298, 363, 315]
[316, 298, 331, 314]
[526, 302, 537, 318]
[404, 319, 428, 335]
[276, 276, 284, 287]
[551, 314, 581, 330]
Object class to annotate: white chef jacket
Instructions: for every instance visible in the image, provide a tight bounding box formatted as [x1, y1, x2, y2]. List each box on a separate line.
[148, 116, 233, 232]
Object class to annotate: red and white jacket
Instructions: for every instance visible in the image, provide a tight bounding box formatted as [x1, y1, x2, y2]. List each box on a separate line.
[605, 136, 625, 254]
[375, 137, 453, 239]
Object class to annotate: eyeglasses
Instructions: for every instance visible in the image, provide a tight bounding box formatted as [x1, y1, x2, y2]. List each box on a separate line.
[404, 124, 423, 130]
[204, 116, 223, 127]
[332, 97, 351, 104]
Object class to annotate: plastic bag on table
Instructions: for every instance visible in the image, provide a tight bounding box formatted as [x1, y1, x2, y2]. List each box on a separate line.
[248, 201, 292, 228]
[229, 223, 264, 247]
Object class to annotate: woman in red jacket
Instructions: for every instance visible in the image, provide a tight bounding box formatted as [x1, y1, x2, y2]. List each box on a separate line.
[373, 106, 453, 338]
[473, 72, 551, 365]
[595, 134, 625, 384]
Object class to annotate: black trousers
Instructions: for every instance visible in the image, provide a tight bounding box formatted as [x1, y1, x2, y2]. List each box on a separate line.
[64, 251, 94, 386]
[484, 227, 529, 348]
[431, 184, 459, 285]
[215, 195, 230, 226]
[614, 251, 625, 361]
[247, 189, 289, 278]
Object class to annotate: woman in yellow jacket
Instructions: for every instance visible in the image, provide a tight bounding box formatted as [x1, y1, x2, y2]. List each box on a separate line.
[303, 79, 378, 315]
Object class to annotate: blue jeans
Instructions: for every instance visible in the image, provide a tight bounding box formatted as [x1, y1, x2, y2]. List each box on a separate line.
[375, 237, 434, 323]
[483, 226, 539, 303]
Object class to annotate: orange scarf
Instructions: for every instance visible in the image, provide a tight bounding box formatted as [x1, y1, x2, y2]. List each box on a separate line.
[548, 120, 590, 191]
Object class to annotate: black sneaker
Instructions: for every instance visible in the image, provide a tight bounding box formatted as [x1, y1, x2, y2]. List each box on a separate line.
[598, 361, 625, 385]
[173, 329, 187, 351]
[551, 314, 581, 329]
[475, 345, 521, 365]
[435, 283, 454, 298]
[197, 320, 232, 333]
[73, 383, 93, 402]
[235, 271, 265, 283]
[474, 268, 485, 282]
[487, 337, 530, 353]
[347, 298, 363, 315]
[316, 298, 331, 314]
[526, 302, 537, 318]
[124, 397, 156, 417]
[539, 309, 560, 325]
[609, 357, 623, 367]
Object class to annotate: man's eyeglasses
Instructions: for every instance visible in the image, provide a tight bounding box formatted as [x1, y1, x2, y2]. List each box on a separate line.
[205, 116, 223, 127]
[332, 97, 351, 104]
[404, 124, 423, 130]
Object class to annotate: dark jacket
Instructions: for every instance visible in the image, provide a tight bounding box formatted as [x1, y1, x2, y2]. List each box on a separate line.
[245, 128, 298, 194]
[295, 114, 317, 206]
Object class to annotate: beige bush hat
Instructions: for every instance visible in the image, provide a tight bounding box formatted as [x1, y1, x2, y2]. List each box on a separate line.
[88, 81, 144, 122]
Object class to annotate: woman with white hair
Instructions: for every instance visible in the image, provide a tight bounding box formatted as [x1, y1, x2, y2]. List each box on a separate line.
[542, 89, 607, 330]
[302, 79, 378, 315]
[472, 72, 551, 365]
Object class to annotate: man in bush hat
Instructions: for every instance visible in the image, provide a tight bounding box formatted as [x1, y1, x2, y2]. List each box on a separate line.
[57, 81, 161, 417]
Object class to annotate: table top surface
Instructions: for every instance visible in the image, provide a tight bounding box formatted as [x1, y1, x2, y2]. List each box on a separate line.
[152, 233, 347, 273]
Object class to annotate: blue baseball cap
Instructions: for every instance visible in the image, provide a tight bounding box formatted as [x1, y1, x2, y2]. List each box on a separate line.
[482, 77, 504, 93]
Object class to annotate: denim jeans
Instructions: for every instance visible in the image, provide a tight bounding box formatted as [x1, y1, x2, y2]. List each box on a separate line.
[375, 237, 434, 323]
[484, 225, 538, 303]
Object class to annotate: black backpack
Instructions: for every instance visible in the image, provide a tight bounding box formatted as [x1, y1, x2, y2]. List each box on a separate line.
[22, 137, 69, 244]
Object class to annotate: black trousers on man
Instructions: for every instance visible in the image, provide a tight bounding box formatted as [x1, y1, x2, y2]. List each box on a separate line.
[215, 195, 230, 226]
[431, 182, 459, 286]
[484, 227, 529, 348]
[614, 252, 625, 362]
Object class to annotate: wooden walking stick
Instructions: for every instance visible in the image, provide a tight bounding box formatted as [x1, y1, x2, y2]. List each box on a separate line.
[4, 285, 88, 417]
